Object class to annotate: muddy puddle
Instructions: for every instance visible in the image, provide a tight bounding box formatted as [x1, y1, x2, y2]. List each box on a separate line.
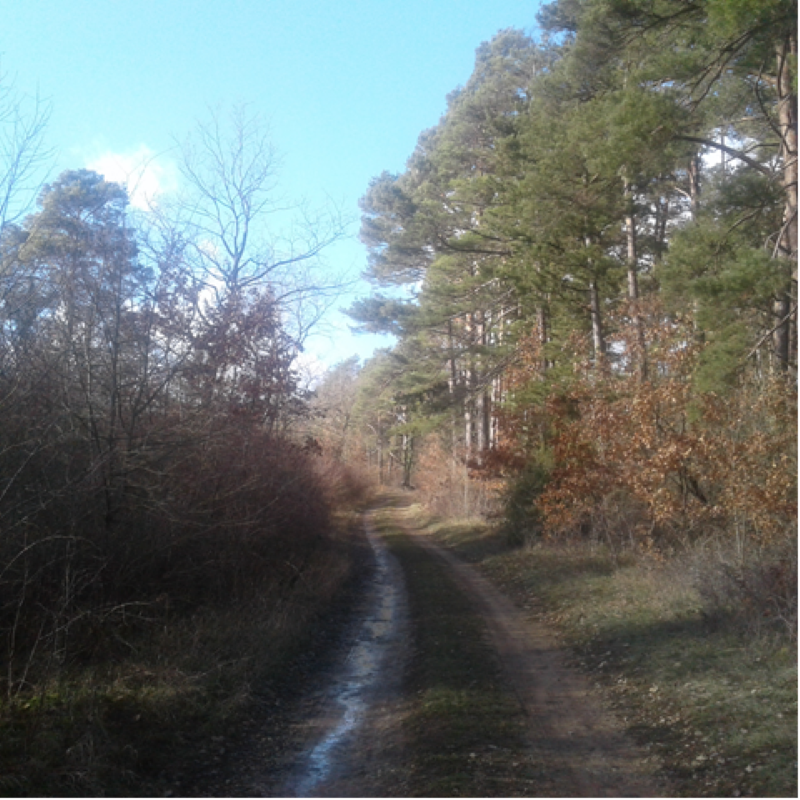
[281, 513, 409, 796]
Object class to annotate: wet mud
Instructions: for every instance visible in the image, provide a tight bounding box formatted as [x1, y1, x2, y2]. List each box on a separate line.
[280, 512, 410, 796]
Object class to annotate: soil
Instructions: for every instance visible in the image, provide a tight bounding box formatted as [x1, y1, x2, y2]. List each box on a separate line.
[182, 500, 669, 797]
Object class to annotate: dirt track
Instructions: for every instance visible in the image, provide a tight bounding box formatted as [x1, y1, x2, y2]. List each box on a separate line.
[192, 500, 667, 796]
[411, 526, 664, 797]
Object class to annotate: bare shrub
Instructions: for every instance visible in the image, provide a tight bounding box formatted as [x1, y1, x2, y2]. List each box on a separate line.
[686, 534, 797, 641]
[310, 454, 373, 512]
[413, 435, 500, 519]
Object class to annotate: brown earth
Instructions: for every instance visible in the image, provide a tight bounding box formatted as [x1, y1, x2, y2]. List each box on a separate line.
[184, 499, 669, 797]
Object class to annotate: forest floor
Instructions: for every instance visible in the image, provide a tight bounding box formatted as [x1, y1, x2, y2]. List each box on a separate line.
[5, 492, 793, 796]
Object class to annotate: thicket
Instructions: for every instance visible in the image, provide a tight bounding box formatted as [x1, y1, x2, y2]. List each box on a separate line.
[0, 103, 359, 715]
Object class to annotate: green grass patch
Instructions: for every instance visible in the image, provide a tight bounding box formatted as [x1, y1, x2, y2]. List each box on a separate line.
[425, 518, 797, 798]
[374, 507, 539, 797]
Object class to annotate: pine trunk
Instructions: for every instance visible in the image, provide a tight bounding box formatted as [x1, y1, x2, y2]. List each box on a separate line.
[774, 34, 798, 373]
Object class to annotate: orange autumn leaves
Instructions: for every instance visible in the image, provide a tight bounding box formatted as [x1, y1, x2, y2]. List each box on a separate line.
[504, 302, 797, 547]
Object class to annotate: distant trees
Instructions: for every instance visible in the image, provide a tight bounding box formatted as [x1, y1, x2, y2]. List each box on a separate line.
[307, 355, 361, 461]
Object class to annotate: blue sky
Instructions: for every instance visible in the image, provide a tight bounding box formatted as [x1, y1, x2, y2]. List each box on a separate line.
[0, 0, 542, 373]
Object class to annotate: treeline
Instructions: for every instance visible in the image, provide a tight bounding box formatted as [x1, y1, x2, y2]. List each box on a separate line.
[0, 104, 358, 696]
[314, 0, 796, 629]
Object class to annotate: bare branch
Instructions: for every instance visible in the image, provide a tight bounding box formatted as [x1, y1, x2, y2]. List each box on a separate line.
[0, 72, 53, 230]
[677, 135, 774, 176]
[173, 104, 353, 347]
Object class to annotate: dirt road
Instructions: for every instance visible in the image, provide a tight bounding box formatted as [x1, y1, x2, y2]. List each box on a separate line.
[193, 499, 666, 796]
[411, 525, 663, 797]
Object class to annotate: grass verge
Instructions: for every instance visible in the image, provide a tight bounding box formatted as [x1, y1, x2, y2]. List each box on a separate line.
[426, 515, 797, 798]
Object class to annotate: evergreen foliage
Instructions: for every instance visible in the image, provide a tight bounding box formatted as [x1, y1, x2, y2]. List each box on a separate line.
[348, 0, 796, 569]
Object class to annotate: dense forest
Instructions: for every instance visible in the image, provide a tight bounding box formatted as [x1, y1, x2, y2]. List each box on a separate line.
[311, 0, 797, 625]
[2, 3, 794, 688]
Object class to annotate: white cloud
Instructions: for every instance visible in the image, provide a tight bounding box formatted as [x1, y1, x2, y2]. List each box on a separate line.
[294, 349, 328, 391]
[86, 145, 178, 209]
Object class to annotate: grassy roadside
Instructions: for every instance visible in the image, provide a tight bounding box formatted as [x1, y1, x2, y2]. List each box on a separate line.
[371, 503, 540, 798]
[425, 512, 797, 798]
[0, 511, 369, 797]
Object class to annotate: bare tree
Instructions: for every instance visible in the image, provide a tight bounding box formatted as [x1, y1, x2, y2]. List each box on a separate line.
[0, 70, 51, 231]
[174, 105, 352, 348]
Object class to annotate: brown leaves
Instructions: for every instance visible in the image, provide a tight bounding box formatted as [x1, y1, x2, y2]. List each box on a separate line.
[512, 300, 797, 548]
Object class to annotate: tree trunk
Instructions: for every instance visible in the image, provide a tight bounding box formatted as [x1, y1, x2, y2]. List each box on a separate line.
[774, 34, 798, 373]
[624, 181, 647, 380]
[589, 279, 606, 362]
[688, 154, 701, 217]
[537, 304, 549, 374]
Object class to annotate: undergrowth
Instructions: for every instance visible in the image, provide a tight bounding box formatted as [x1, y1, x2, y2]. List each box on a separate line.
[0, 507, 365, 797]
